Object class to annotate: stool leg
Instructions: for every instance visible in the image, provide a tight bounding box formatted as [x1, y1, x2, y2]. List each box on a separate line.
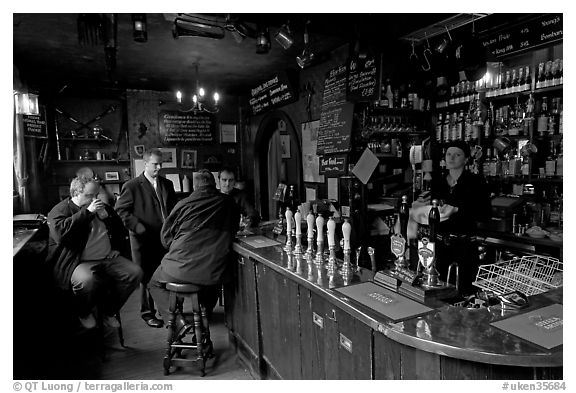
[191, 293, 206, 377]
[200, 305, 213, 358]
[115, 312, 125, 347]
[163, 292, 178, 376]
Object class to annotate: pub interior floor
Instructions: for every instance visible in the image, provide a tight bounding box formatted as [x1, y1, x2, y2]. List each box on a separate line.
[15, 290, 254, 380]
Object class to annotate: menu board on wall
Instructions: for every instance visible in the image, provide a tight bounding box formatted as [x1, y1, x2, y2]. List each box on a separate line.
[317, 64, 354, 156]
[249, 71, 297, 116]
[22, 106, 47, 138]
[347, 55, 378, 102]
[158, 111, 214, 144]
[481, 13, 562, 59]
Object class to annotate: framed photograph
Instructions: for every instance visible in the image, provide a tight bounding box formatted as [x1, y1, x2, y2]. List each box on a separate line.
[158, 147, 177, 168]
[105, 171, 120, 181]
[181, 149, 197, 169]
[220, 123, 237, 143]
[280, 134, 291, 159]
[134, 145, 145, 157]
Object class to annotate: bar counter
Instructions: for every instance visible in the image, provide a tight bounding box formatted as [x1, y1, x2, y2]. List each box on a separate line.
[226, 231, 562, 380]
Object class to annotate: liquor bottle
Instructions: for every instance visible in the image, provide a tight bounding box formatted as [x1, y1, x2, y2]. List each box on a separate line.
[518, 66, 526, 92]
[504, 70, 512, 94]
[435, 113, 443, 141]
[456, 110, 464, 140]
[484, 103, 493, 138]
[464, 111, 473, 142]
[385, 79, 394, 109]
[523, 65, 531, 91]
[380, 83, 389, 108]
[511, 68, 519, 93]
[428, 199, 440, 243]
[558, 59, 563, 85]
[545, 141, 557, 178]
[521, 150, 530, 178]
[536, 62, 546, 89]
[555, 140, 563, 176]
[483, 148, 492, 177]
[549, 186, 561, 227]
[558, 98, 563, 134]
[537, 97, 549, 137]
[396, 139, 403, 158]
[552, 59, 561, 86]
[449, 86, 456, 106]
[399, 195, 409, 240]
[544, 60, 554, 88]
[442, 112, 451, 143]
[548, 97, 560, 135]
[497, 71, 505, 96]
[407, 83, 415, 109]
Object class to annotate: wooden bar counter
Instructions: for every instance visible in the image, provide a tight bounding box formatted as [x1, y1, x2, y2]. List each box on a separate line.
[225, 232, 563, 380]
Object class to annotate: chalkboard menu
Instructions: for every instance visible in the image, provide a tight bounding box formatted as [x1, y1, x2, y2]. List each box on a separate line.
[481, 14, 562, 59]
[317, 65, 354, 156]
[249, 71, 297, 116]
[159, 111, 214, 144]
[22, 106, 47, 138]
[319, 154, 347, 176]
[347, 55, 378, 102]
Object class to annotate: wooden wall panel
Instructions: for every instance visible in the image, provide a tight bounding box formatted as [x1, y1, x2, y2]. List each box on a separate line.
[373, 332, 402, 379]
[400, 345, 441, 379]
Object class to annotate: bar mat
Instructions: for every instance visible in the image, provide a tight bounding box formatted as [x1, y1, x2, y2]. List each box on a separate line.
[490, 304, 563, 349]
[238, 235, 281, 249]
[335, 282, 433, 322]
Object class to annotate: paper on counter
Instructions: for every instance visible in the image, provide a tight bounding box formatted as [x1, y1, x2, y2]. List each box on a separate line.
[351, 148, 379, 185]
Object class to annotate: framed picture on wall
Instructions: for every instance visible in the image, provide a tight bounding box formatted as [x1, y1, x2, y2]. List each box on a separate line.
[280, 134, 291, 159]
[220, 123, 237, 143]
[181, 150, 197, 169]
[158, 147, 177, 168]
[105, 171, 120, 181]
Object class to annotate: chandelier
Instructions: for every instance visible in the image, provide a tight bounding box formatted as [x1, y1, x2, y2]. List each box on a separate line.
[176, 63, 220, 114]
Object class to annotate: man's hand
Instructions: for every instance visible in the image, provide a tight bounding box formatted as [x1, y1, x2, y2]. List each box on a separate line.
[87, 199, 105, 213]
[106, 250, 120, 259]
[135, 222, 146, 235]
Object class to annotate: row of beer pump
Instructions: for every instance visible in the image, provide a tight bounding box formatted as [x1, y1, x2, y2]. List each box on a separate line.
[280, 195, 458, 299]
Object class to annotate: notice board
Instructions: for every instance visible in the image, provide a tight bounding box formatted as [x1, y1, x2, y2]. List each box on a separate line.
[347, 55, 379, 102]
[317, 64, 354, 156]
[249, 71, 297, 116]
[158, 110, 214, 144]
[22, 106, 48, 138]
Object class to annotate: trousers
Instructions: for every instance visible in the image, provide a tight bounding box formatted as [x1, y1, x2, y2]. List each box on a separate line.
[70, 255, 142, 317]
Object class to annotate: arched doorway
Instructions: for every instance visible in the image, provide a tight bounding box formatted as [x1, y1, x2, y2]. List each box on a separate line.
[253, 110, 302, 221]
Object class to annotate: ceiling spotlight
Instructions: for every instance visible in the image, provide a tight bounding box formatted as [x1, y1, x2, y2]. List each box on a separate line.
[256, 26, 271, 54]
[274, 23, 293, 50]
[132, 14, 147, 43]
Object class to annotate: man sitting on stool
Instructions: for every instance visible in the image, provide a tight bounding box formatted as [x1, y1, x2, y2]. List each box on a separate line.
[149, 169, 239, 337]
[47, 176, 143, 329]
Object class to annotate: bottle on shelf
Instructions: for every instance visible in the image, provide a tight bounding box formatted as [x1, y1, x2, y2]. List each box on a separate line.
[511, 68, 519, 93]
[537, 97, 549, 137]
[536, 62, 546, 89]
[518, 66, 526, 92]
[523, 65, 531, 91]
[442, 112, 451, 143]
[545, 140, 557, 178]
[504, 70, 512, 95]
[544, 60, 554, 88]
[435, 113, 443, 142]
[549, 97, 560, 135]
[558, 98, 563, 134]
[384, 79, 393, 108]
[483, 148, 492, 178]
[549, 186, 561, 227]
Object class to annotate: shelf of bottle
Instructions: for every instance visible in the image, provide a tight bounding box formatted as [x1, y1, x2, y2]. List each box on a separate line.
[365, 130, 430, 137]
[485, 176, 563, 184]
[53, 160, 130, 164]
[58, 137, 114, 142]
[435, 84, 563, 110]
[369, 107, 431, 116]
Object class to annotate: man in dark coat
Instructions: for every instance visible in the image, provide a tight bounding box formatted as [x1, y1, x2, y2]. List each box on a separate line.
[149, 169, 239, 326]
[218, 167, 260, 230]
[47, 176, 142, 329]
[115, 148, 177, 328]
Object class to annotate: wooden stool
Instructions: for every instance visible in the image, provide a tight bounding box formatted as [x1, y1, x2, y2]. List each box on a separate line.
[163, 283, 214, 377]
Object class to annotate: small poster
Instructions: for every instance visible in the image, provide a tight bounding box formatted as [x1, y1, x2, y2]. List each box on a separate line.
[301, 120, 324, 183]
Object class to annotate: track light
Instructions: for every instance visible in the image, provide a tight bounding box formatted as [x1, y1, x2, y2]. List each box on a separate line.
[132, 14, 147, 43]
[296, 20, 315, 68]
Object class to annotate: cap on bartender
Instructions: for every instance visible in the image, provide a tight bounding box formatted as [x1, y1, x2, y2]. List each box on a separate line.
[445, 140, 471, 158]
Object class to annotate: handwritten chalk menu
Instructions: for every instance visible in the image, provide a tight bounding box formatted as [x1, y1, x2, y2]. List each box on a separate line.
[249, 72, 297, 116]
[317, 65, 354, 155]
[159, 111, 214, 144]
[482, 14, 562, 59]
[320, 154, 347, 176]
[22, 107, 47, 138]
[347, 55, 378, 101]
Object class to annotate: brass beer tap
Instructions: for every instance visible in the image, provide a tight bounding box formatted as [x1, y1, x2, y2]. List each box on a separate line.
[326, 217, 337, 288]
[315, 215, 325, 285]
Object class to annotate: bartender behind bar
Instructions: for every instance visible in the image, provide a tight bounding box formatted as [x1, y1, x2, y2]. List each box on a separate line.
[418, 140, 491, 294]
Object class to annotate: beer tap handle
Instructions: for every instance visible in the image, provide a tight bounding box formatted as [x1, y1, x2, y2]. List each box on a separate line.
[307, 212, 315, 239]
[285, 207, 293, 234]
[368, 246, 376, 272]
[342, 219, 351, 252]
[316, 215, 325, 243]
[294, 210, 302, 236]
[327, 217, 336, 247]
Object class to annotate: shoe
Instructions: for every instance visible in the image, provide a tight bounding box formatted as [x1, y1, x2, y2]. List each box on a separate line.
[174, 316, 193, 341]
[79, 313, 97, 329]
[103, 315, 120, 328]
[143, 316, 164, 328]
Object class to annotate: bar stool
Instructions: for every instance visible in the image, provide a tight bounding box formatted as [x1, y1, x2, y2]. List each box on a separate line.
[163, 283, 214, 377]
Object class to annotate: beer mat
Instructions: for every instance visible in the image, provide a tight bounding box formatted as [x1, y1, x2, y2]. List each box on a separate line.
[490, 304, 563, 350]
[335, 282, 433, 322]
[238, 235, 280, 249]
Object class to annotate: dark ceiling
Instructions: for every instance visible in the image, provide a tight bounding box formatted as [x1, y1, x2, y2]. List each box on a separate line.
[13, 13, 520, 97]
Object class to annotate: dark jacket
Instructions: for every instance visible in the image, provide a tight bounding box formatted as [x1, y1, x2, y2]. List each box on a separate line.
[160, 185, 240, 286]
[46, 198, 127, 290]
[229, 188, 260, 226]
[114, 173, 176, 279]
[431, 170, 492, 236]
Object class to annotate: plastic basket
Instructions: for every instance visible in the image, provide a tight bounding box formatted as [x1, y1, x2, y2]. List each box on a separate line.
[473, 255, 563, 296]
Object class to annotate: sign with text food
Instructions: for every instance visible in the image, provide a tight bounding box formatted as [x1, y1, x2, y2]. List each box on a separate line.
[319, 154, 347, 176]
[317, 102, 354, 155]
[22, 106, 47, 138]
[347, 55, 378, 101]
[249, 71, 297, 116]
[159, 111, 214, 144]
[321, 64, 347, 109]
[481, 13, 562, 59]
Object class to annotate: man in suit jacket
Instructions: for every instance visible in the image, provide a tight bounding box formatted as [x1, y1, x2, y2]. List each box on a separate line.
[115, 148, 177, 328]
